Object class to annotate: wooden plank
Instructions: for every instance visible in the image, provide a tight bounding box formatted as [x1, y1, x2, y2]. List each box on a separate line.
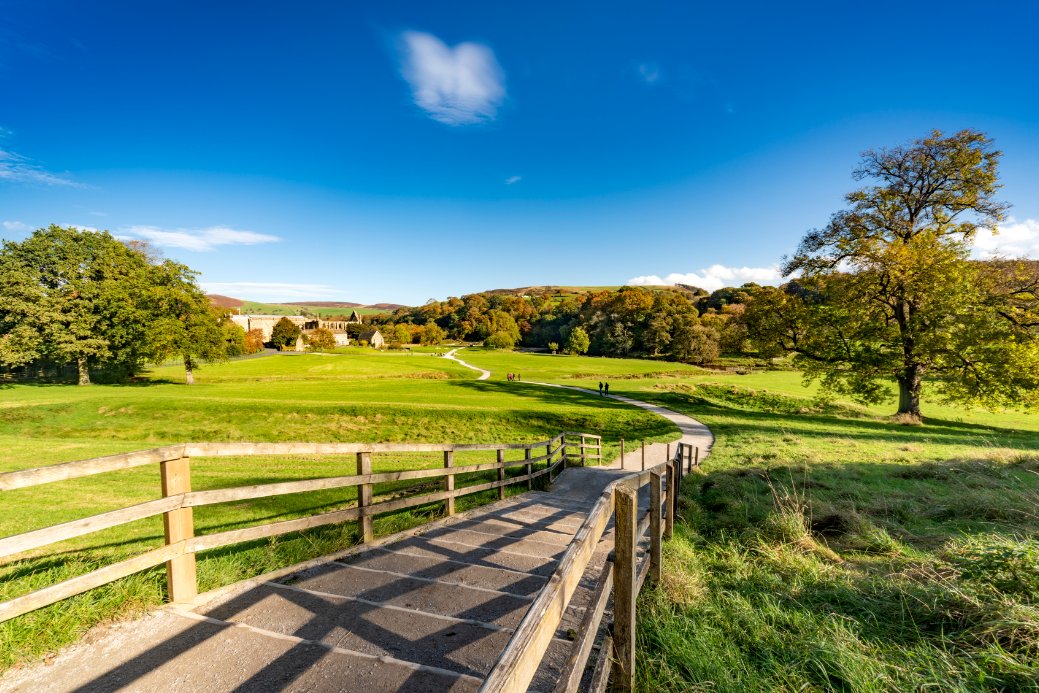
[620, 438, 625, 469]
[444, 450, 455, 516]
[525, 448, 532, 492]
[649, 470, 662, 585]
[0, 496, 183, 561]
[634, 552, 651, 595]
[0, 445, 185, 490]
[664, 462, 674, 540]
[187, 507, 363, 553]
[161, 457, 196, 603]
[479, 489, 615, 693]
[496, 449, 506, 501]
[0, 543, 180, 623]
[612, 487, 637, 691]
[552, 560, 614, 693]
[587, 635, 613, 693]
[184, 440, 563, 457]
[356, 451, 373, 543]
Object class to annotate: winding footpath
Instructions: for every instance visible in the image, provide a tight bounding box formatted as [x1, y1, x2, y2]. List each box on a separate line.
[445, 348, 714, 469]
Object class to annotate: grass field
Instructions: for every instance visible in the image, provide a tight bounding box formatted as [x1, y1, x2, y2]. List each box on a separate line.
[462, 349, 1039, 690]
[3, 347, 1039, 689]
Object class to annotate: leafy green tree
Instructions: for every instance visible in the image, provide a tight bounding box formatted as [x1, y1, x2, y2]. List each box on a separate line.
[222, 319, 247, 357]
[392, 324, 412, 346]
[420, 320, 446, 346]
[547, 341, 560, 354]
[669, 316, 719, 364]
[270, 317, 301, 350]
[146, 260, 226, 384]
[306, 327, 337, 352]
[564, 326, 590, 355]
[0, 225, 155, 384]
[754, 130, 1039, 418]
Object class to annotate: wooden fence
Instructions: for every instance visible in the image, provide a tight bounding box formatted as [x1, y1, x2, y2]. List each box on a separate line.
[480, 442, 701, 692]
[0, 432, 603, 624]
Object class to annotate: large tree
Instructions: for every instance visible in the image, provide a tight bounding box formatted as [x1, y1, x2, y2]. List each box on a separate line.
[145, 260, 227, 384]
[0, 226, 155, 384]
[750, 130, 1039, 418]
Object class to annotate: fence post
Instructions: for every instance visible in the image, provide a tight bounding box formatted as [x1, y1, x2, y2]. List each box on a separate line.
[694, 445, 700, 469]
[620, 438, 625, 469]
[672, 449, 682, 527]
[525, 447, 532, 491]
[356, 451, 373, 543]
[547, 442, 554, 482]
[649, 469, 662, 585]
[160, 455, 196, 603]
[497, 448, 506, 500]
[444, 450, 455, 516]
[666, 443, 671, 465]
[612, 487, 637, 691]
[664, 462, 674, 539]
[597, 436, 603, 466]
[641, 440, 646, 471]
[580, 435, 587, 466]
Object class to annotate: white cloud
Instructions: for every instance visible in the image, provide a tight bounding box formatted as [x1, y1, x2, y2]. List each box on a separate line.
[972, 218, 1039, 259]
[123, 225, 281, 252]
[0, 128, 82, 187]
[202, 282, 342, 300]
[398, 31, 505, 125]
[2, 220, 30, 233]
[637, 62, 661, 84]
[505, 175, 521, 185]
[627, 264, 784, 292]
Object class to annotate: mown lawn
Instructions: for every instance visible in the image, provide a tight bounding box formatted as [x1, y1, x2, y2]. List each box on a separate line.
[0, 351, 673, 670]
[463, 349, 1039, 691]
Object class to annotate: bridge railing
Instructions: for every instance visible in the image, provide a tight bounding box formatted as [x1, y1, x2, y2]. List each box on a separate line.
[0, 431, 602, 624]
[481, 441, 701, 693]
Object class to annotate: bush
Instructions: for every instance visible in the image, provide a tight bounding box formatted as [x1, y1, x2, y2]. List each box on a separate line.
[485, 331, 517, 349]
[305, 327, 336, 352]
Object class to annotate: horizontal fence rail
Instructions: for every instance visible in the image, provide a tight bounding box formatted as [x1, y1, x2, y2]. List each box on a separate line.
[0, 431, 602, 624]
[481, 441, 699, 693]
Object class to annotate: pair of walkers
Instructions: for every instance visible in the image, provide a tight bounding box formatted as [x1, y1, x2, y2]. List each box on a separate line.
[598, 381, 610, 396]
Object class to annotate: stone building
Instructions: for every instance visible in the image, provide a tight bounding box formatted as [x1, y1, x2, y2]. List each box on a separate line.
[230, 313, 361, 347]
[357, 329, 385, 349]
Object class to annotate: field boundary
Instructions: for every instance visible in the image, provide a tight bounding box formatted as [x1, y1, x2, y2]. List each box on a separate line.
[0, 431, 602, 624]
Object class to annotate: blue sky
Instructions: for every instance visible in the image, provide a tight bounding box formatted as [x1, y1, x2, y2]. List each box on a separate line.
[2, 1, 1038, 304]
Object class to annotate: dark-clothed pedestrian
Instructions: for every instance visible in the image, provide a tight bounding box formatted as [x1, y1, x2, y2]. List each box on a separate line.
[598, 381, 603, 396]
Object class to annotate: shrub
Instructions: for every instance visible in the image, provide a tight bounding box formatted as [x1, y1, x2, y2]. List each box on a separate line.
[270, 317, 301, 349]
[244, 329, 265, 354]
[306, 327, 336, 352]
[485, 331, 517, 349]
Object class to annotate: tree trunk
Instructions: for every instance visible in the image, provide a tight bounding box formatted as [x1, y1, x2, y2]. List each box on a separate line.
[77, 358, 91, 386]
[184, 354, 194, 386]
[896, 366, 922, 420]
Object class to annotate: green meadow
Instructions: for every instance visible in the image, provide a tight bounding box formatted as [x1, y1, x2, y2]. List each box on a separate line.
[3, 347, 1039, 689]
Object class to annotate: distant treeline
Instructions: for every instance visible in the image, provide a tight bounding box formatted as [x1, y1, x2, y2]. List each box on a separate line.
[366, 285, 761, 363]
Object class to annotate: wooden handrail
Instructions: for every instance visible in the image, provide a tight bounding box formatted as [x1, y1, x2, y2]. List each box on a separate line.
[481, 441, 694, 693]
[0, 431, 582, 623]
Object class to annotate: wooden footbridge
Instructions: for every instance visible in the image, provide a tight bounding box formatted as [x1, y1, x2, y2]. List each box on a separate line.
[0, 420, 710, 692]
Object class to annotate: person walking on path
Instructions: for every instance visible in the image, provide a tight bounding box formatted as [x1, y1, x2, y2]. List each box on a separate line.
[604, 382, 610, 396]
[598, 381, 603, 396]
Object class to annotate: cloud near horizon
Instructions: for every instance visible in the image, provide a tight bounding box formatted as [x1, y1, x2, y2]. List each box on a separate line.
[202, 281, 343, 300]
[123, 225, 281, 251]
[628, 264, 783, 292]
[398, 31, 505, 125]
[973, 218, 1039, 259]
[2, 220, 31, 233]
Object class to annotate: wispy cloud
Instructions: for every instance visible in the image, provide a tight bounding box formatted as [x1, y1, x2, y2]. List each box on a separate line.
[505, 175, 521, 185]
[628, 264, 783, 292]
[123, 225, 281, 252]
[202, 282, 343, 300]
[398, 31, 505, 125]
[973, 218, 1039, 259]
[2, 220, 30, 233]
[0, 142, 82, 187]
[637, 61, 661, 85]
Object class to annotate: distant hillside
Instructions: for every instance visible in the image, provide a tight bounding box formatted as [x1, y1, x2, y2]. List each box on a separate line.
[482, 284, 706, 299]
[207, 295, 403, 317]
[207, 294, 245, 308]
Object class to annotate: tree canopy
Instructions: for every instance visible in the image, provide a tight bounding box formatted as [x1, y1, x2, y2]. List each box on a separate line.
[747, 130, 1039, 418]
